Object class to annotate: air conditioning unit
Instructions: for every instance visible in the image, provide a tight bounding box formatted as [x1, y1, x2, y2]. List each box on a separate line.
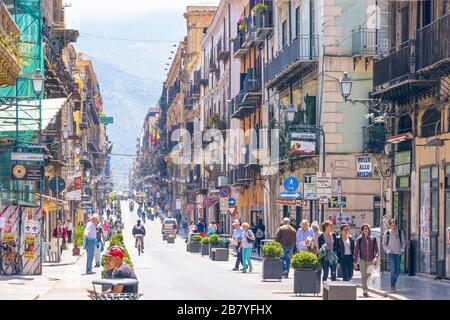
[218, 176, 228, 187]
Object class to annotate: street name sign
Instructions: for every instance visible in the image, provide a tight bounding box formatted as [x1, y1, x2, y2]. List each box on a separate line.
[11, 153, 44, 162]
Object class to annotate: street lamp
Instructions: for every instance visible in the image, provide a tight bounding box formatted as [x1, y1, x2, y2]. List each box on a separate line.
[62, 125, 70, 140]
[339, 72, 353, 101]
[74, 144, 81, 156]
[285, 105, 296, 124]
[31, 69, 45, 96]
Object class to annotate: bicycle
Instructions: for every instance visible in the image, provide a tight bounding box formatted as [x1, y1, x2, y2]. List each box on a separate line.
[135, 235, 144, 256]
[0, 241, 23, 276]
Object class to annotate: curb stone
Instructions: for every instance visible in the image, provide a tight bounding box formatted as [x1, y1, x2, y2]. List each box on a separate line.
[43, 251, 86, 267]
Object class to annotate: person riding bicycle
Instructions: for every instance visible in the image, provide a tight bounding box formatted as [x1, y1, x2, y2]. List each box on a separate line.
[132, 220, 146, 253]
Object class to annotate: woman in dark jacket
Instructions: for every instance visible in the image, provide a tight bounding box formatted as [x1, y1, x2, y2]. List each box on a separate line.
[318, 220, 338, 281]
[336, 224, 355, 281]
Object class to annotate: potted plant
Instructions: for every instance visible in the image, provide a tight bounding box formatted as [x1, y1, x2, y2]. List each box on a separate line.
[291, 251, 321, 295]
[238, 16, 247, 33]
[188, 235, 202, 253]
[201, 236, 210, 256]
[261, 241, 284, 281]
[208, 234, 222, 258]
[72, 225, 84, 256]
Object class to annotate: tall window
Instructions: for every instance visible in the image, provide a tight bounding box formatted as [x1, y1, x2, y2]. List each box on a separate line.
[295, 7, 300, 38]
[400, 4, 410, 44]
[282, 20, 288, 48]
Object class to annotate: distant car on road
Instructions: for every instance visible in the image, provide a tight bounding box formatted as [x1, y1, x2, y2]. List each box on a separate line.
[162, 218, 177, 235]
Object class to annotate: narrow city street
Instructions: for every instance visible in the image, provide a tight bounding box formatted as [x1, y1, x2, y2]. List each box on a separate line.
[120, 201, 389, 300]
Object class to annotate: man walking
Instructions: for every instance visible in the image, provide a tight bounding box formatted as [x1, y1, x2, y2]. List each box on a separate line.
[354, 224, 379, 297]
[275, 218, 297, 278]
[232, 219, 243, 271]
[254, 219, 265, 257]
[383, 218, 405, 293]
[84, 214, 99, 274]
[296, 219, 316, 253]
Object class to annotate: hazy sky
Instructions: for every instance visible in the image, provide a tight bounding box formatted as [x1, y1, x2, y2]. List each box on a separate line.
[64, 1, 219, 189]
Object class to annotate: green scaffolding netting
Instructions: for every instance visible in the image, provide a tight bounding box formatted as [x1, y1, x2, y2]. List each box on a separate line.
[0, 0, 43, 202]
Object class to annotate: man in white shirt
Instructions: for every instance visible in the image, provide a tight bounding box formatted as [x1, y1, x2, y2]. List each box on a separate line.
[84, 214, 99, 274]
[232, 220, 243, 271]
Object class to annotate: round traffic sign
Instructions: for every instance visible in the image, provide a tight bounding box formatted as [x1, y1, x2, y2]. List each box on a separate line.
[219, 187, 231, 198]
[228, 197, 236, 207]
[284, 176, 299, 192]
[49, 176, 66, 194]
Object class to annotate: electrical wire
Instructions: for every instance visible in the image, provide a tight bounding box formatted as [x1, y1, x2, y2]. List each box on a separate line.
[79, 33, 179, 44]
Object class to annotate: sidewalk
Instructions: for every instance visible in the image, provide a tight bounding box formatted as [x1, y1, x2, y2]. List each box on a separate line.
[0, 245, 98, 300]
[230, 250, 450, 300]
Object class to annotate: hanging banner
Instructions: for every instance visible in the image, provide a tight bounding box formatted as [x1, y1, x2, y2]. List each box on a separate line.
[356, 155, 373, 177]
[66, 175, 82, 201]
[290, 132, 317, 155]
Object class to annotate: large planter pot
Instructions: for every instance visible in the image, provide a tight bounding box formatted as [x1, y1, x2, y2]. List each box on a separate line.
[72, 247, 81, 256]
[209, 244, 221, 258]
[293, 269, 321, 296]
[201, 244, 210, 256]
[262, 258, 283, 281]
[189, 241, 201, 253]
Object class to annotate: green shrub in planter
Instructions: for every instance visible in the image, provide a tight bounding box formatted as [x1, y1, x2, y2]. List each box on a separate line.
[191, 235, 202, 242]
[73, 226, 85, 249]
[262, 241, 284, 259]
[201, 236, 210, 245]
[208, 234, 220, 245]
[291, 251, 320, 270]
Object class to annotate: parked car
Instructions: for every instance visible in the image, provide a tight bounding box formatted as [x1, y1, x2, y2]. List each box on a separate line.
[162, 218, 178, 235]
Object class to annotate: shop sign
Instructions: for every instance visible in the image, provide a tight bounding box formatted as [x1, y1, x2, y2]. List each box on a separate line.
[328, 197, 347, 208]
[11, 164, 44, 181]
[23, 235, 36, 259]
[2, 234, 15, 243]
[289, 132, 316, 155]
[275, 199, 296, 206]
[10, 153, 44, 162]
[356, 155, 373, 177]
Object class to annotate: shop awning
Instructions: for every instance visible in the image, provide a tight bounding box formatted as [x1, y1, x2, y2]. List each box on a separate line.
[35, 194, 68, 214]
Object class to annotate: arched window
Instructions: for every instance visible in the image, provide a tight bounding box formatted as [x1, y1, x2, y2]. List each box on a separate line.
[421, 108, 441, 138]
[398, 114, 413, 134]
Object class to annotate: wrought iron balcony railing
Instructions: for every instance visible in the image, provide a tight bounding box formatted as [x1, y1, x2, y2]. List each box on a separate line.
[352, 28, 388, 56]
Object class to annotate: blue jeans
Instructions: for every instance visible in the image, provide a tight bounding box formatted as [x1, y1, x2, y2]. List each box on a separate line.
[388, 253, 401, 287]
[84, 238, 96, 273]
[340, 255, 354, 281]
[321, 259, 337, 281]
[282, 246, 293, 276]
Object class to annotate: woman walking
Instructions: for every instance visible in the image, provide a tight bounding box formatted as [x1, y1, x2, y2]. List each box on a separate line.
[318, 220, 338, 281]
[354, 224, 379, 297]
[336, 224, 355, 281]
[241, 222, 255, 273]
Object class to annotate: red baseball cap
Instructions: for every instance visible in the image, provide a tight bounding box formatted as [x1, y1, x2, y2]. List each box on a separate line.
[104, 246, 125, 259]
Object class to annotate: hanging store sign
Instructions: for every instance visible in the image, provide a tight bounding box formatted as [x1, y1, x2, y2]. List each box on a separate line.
[356, 155, 373, 177]
[11, 164, 44, 181]
[100, 117, 114, 124]
[289, 132, 317, 155]
[10, 153, 44, 162]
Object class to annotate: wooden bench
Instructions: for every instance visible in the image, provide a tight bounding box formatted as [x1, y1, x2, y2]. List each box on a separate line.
[323, 281, 357, 300]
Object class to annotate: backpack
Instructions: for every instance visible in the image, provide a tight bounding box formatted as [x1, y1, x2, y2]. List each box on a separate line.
[256, 228, 264, 239]
[385, 229, 402, 247]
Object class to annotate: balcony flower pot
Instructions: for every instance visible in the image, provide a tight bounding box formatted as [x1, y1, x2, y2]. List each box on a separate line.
[291, 252, 321, 296]
[261, 242, 284, 281]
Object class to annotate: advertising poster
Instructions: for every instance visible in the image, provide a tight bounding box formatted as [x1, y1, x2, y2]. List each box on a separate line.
[66, 175, 82, 201]
[290, 133, 316, 155]
[24, 220, 39, 234]
[23, 235, 36, 259]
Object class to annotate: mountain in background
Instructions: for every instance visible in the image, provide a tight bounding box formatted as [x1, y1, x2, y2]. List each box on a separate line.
[70, 8, 188, 189]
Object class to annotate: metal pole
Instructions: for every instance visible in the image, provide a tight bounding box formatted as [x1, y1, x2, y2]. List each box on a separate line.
[319, 128, 326, 223]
